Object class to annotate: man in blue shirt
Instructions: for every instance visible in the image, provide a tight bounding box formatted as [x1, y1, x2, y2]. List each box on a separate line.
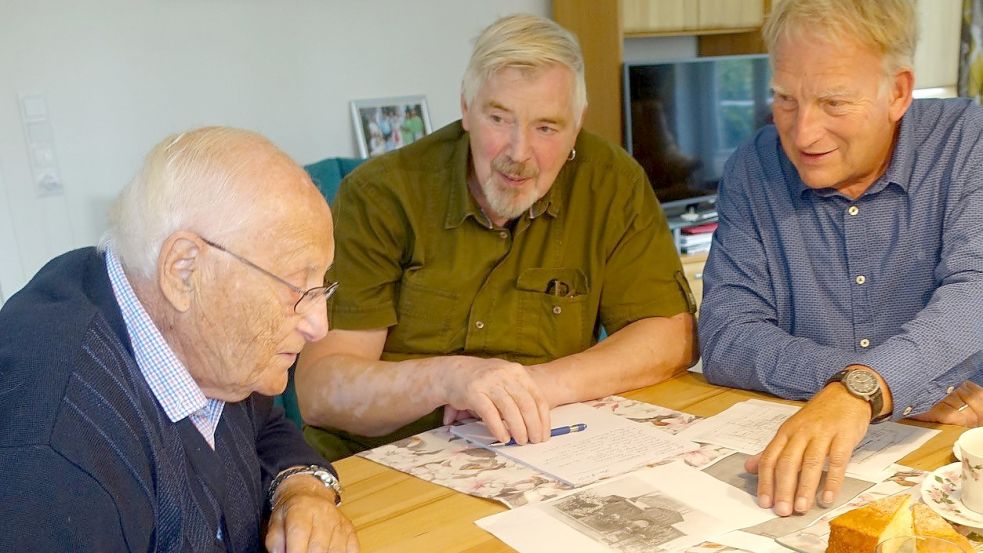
[699, 0, 983, 518]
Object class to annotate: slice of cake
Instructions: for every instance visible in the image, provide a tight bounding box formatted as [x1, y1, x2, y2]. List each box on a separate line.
[826, 494, 913, 553]
[911, 503, 974, 552]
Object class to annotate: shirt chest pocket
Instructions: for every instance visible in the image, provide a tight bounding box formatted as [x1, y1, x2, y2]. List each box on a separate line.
[391, 279, 462, 354]
[515, 267, 592, 360]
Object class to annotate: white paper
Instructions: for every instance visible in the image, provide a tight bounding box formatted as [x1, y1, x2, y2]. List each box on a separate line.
[476, 462, 775, 553]
[707, 530, 791, 553]
[844, 424, 938, 481]
[674, 400, 798, 455]
[700, 452, 875, 540]
[451, 403, 699, 487]
[675, 399, 939, 479]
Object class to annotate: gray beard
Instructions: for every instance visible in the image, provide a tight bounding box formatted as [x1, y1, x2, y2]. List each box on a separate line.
[482, 176, 539, 221]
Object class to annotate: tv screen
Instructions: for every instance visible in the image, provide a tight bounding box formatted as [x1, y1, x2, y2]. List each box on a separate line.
[624, 54, 773, 210]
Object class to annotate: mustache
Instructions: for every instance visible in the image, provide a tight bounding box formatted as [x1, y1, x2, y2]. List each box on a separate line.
[492, 157, 538, 179]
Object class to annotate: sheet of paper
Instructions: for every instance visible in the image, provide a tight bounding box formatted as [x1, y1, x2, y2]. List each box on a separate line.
[450, 403, 699, 487]
[675, 399, 939, 479]
[674, 400, 798, 454]
[476, 462, 775, 553]
[700, 452, 875, 540]
[701, 530, 791, 553]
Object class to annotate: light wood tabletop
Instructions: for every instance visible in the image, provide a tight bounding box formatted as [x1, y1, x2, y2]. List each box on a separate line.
[333, 372, 965, 553]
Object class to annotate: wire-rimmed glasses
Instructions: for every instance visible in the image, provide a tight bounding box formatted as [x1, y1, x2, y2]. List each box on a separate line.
[201, 238, 338, 314]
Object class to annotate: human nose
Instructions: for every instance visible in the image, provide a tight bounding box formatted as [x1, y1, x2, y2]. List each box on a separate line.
[792, 104, 825, 150]
[297, 300, 329, 342]
[508, 125, 532, 162]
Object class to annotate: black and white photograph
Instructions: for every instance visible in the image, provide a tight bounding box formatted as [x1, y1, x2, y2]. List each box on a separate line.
[700, 453, 874, 540]
[350, 95, 432, 158]
[549, 489, 689, 553]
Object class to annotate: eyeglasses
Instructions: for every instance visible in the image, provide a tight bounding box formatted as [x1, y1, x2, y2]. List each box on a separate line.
[201, 238, 338, 314]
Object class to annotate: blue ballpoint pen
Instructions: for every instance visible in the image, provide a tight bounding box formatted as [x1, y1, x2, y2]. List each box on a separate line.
[494, 423, 588, 446]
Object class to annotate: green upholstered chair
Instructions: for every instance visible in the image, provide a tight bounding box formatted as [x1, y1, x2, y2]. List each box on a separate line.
[274, 156, 364, 428]
[304, 157, 365, 204]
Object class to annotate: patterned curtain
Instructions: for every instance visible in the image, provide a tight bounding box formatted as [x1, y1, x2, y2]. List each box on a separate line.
[960, 0, 983, 103]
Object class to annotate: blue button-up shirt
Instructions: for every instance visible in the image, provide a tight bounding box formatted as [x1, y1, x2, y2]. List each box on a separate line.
[699, 98, 983, 418]
[105, 248, 225, 446]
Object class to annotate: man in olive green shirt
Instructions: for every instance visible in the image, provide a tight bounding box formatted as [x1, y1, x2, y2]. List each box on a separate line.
[297, 14, 697, 460]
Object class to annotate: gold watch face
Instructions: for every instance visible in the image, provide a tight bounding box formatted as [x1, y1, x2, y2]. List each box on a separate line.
[844, 370, 878, 396]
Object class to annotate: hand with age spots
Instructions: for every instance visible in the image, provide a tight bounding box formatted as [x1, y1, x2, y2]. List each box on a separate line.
[438, 356, 551, 445]
[265, 474, 358, 553]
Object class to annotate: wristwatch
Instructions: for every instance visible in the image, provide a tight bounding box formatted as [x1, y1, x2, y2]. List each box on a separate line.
[826, 368, 890, 423]
[268, 465, 343, 507]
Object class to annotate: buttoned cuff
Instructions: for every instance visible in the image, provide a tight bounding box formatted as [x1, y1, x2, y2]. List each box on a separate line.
[861, 342, 969, 420]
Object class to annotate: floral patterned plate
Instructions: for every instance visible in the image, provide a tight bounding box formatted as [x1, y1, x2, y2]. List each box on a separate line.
[921, 462, 983, 528]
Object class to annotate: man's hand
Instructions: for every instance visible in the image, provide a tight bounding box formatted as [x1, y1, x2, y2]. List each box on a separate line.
[438, 356, 551, 445]
[910, 381, 983, 427]
[745, 384, 871, 516]
[265, 474, 358, 553]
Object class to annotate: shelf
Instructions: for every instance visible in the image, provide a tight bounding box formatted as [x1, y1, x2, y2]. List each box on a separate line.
[625, 26, 759, 39]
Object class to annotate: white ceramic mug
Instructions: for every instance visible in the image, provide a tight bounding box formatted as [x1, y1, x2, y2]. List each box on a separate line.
[957, 427, 983, 513]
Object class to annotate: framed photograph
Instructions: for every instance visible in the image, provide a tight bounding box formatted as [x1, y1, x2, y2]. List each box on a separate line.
[351, 95, 433, 158]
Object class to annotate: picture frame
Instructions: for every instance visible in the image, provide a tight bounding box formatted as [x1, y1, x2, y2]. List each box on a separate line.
[350, 95, 433, 158]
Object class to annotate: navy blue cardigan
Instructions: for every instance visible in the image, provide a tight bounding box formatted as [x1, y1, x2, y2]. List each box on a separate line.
[0, 248, 329, 552]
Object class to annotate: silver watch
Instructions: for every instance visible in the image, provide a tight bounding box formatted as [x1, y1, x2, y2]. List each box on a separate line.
[268, 464, 343, 507]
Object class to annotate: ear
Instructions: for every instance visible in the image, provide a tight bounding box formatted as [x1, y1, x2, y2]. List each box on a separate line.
[887, 67, 914, 123]
[460, 93, 471, 132]
[156, 231, 203, 313]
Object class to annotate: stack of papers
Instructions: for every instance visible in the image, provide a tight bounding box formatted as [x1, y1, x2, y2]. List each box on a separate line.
[674, 399, 938, 480]
[472, 399, 943, 553]
[476, 462, 775, 553]
[450, 403, 699, 487]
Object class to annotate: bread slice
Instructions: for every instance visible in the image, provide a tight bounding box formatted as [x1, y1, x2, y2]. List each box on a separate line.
[826, 494, 913, 553]
[911, 503, 974, 552]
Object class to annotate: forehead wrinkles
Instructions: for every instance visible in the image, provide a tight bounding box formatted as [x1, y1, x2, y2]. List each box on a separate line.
[480, 66, 575, 122]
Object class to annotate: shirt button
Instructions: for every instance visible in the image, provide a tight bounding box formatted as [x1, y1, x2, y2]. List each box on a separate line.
[859, 338, 870, 348]
[848, 205, 859, 216]
[947, 385, 955, 394]
[475, 321, 485, 329]
[903, 406, 913, 416]
[552, 305, 562, 315]
[499, 231, 508, 239]
[855, 275, 866, 285]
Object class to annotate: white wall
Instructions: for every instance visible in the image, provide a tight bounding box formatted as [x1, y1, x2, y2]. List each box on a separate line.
[914, 0, 963, 90]
[0, 0, 548, 301]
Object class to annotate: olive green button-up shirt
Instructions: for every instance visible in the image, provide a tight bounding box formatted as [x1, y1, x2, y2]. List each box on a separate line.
[306, 121, 694, 459]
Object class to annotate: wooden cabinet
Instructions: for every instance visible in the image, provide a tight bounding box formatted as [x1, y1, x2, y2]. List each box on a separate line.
[680, 251, 708, 311]
[622, 0, 764, 36]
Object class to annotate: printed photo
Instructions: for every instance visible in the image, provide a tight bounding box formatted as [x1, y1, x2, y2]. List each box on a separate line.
[350, 96, 432, 158]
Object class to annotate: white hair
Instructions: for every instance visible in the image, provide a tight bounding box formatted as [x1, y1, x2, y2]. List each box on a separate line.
[462, 14, 587, 121]
[99, 127, 284, 279]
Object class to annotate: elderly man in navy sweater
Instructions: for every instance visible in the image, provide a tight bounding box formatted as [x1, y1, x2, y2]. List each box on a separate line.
[0, 127, 358, 552]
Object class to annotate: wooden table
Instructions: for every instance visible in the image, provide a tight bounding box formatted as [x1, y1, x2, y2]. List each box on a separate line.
[334, 372, 965, 552]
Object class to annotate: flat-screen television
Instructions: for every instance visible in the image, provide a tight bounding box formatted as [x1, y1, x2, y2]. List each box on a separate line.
[624, 54, 773, 212]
